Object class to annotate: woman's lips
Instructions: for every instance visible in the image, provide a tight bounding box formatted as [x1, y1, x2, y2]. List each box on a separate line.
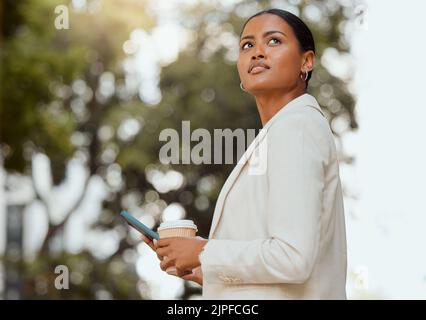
[249, 66, 269, 74]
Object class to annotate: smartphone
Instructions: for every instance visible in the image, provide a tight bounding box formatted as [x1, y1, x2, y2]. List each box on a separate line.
[120, 210, 159, 240]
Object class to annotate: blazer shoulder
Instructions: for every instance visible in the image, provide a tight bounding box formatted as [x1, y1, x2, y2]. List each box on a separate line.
[269, 105, 331, 137]
[267, 106, 335, 160]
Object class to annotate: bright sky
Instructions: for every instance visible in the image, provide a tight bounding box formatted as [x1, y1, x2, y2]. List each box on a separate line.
[344, 0, 426, 298]
[1, 0, 426, 299]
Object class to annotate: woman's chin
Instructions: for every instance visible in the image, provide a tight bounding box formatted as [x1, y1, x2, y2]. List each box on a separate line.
[246, 83, 275, 94]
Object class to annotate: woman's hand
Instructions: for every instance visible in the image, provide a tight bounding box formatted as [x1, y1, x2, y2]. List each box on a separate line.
[140, 234, 156, 251]
[156, 237, 208, 276]
[181, 266, 203, 286]
[140, 234, 167, 263]
[140, 234, 206, 285]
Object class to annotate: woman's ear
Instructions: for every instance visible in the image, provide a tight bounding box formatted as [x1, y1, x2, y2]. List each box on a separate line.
[301, 50, 315, 72]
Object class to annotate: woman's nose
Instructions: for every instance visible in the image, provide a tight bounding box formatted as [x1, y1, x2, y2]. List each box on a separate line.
[252, 44, 266, 60]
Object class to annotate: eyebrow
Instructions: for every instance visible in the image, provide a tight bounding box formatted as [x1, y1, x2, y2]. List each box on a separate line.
[240, 30, 287, 42]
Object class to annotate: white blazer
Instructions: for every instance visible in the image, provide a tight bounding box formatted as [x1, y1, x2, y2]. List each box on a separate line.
[199, 93, 347, 300]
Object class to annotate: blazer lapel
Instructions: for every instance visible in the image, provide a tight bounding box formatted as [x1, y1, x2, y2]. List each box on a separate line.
[208, 127, 269, 238]
[208, 93, 324, 238]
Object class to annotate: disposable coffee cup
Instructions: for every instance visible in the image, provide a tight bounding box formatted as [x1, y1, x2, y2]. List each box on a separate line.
[157, 220, 198, 275]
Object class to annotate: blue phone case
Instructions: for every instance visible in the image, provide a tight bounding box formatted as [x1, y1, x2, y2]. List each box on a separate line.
[120, 210, 160, 240]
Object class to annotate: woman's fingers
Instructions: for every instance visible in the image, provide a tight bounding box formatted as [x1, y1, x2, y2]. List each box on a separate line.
[140, 234, 155, 251]
[192, 266, 203, 276]
[160, 256, 175, 271]
[176, 269, 193, 277]
[181, 268, 202, 285]
[140, 234, 150, 243]
[155, 246, 170, 261]
[181, 272, 196, 281]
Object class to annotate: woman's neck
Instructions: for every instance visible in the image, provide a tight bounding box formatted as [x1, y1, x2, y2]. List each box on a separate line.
[255, 87, 306, 126]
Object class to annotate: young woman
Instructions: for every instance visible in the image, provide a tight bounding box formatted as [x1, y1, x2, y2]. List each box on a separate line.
[142, 8, 347, 299]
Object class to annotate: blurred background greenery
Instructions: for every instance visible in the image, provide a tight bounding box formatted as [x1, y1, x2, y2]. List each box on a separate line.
[0, 0, 357, 299]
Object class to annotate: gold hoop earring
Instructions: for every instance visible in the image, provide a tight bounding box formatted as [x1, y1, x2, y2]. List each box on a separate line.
[300, 70, 309, 81]
[240, 82, 247, 92]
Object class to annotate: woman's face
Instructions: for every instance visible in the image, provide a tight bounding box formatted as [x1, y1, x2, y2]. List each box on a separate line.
[237, 13, 313, 94]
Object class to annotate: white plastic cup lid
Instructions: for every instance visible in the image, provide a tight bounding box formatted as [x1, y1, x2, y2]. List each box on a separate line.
[158, 219, 198, 231]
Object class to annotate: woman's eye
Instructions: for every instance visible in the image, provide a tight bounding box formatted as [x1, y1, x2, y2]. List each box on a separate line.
[241, 42, 253, 50]
[268, 38, 280, 45]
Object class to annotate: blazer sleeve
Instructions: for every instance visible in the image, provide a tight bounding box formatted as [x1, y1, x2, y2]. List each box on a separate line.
[200, 112, 328, 284]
